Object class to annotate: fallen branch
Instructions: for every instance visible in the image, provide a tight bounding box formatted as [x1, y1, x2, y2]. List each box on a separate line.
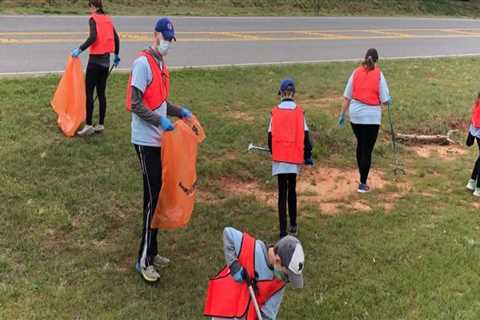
[395, 130, 459, 145]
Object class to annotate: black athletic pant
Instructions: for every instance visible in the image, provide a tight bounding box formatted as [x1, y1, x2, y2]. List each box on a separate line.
[134, 145, 162, 268]
[471, 138, 480, 188]
[85, 61, 109, 126]
[351, 123, 380, 185]
[277, 173, 297, 237]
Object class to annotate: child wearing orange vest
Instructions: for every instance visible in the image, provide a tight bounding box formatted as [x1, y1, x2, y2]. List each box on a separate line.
[465, 93, 480, 196]
[268, 78, 313, 239]
[204, 227, 305, 320]
[72, 0, 120, 137]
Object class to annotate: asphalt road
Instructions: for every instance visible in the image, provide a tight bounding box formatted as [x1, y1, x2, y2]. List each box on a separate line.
[1, 15, 480, 74]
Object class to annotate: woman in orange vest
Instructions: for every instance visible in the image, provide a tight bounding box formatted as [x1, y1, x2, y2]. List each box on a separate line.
[465, 93, 480, 196]
[268, 78, 313, 239]
[338, 48, 391, 193]
[71, 0, 120, 136]
[204, 227, 305, 320]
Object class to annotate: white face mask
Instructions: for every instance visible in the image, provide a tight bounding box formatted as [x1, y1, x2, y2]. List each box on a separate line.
[157, 40, 170, 56]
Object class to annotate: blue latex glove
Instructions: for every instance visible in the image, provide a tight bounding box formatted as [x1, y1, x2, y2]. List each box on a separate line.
[232, 267, 246, 283]
[159, 116, 174, 131]
[180, 107, 192, 119]
[384, 97, 393, 106]
[71, 48, 82, 58]
[305, 158, 314, 166]
[338, 112, 345, 128]
[230, 260, 247, 283]
[113, 55, 121, 67]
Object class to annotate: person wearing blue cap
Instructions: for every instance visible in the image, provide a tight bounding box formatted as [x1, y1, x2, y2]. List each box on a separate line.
[125, 17, 192, 283]
[268, 78, 313, 239]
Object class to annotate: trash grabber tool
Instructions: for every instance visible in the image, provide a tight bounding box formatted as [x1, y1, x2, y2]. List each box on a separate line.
[387, 103, 406, 177]
[93, 64, 115, 104]
[248, 143, 269, 153]
[245, 273, 263, 320]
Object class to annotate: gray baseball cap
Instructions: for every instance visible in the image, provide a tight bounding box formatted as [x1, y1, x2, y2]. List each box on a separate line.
[275, 236, 305, 289]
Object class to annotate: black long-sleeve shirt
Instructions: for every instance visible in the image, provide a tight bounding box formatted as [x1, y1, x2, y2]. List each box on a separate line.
[79, 16, 120, 68]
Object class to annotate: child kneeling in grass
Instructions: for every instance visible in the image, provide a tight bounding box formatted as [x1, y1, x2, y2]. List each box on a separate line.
[268, 78, 313, 239]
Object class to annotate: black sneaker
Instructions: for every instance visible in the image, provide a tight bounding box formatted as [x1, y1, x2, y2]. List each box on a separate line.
[289, 225, 298, 237]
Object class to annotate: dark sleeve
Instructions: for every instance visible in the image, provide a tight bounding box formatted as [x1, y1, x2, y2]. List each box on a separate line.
[166, 101, 183, 118]
[268, 132, 272, 154]
[79, 18, 97, 51]
[114, 28, 120, 55]
[466, 132, 475, 147]
[131, 86, 161, 127]
[304, 131, 313, 160]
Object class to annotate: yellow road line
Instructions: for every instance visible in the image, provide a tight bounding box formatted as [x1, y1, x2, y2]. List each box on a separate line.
[367, 30, 412, 38]
[4, 28, 480, 44]
[215, 32, 265, 40]
[2, 28, 480, 36]
[441, 29, 480, 36]
[302, 31, 354, 40]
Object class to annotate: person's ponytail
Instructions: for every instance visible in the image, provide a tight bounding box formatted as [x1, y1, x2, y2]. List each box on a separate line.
[88, 0, 105, 14]
[362, 48, 379, 71]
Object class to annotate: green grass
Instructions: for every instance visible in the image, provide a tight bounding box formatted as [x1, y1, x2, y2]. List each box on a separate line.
[2, 57, 480, 319]
[2, 0, 480, 17]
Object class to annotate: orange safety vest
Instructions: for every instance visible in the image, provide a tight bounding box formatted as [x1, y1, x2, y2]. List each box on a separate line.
[89, 13, 115, 55]
[472, 101, 480, 128]
[204, 233, 285, 319]
[271, 106, 305, 165]
[125, 50, 171, 112]
[352, 66, 382, 106]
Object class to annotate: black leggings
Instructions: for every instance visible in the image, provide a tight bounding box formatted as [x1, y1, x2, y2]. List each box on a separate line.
[351, 123, 380, 185]
[471, 138, 480, 188]
[85, 62, 109, 126]
[277, 173, 297, 237]
[134, 145, 162, 268]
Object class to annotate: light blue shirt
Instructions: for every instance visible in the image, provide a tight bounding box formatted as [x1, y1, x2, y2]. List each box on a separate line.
[130, 55, 167, 147]
[343, 70, 391, 125]
[214, 227, 286, 320]
[268, 101, 309, 176]
[469, 124, 480, 138]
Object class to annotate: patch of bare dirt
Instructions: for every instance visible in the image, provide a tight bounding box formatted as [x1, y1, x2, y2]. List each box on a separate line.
[411, 145, 467, 161]
[197, 191, 221, 204]
[298, 167, 386, 202]
[221, 178, 276, 206]
[199, 167, 412, 215]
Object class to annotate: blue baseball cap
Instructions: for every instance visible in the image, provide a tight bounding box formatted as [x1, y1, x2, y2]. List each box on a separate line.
[155, 18, 176, 42]
[278, 77, 296, 95]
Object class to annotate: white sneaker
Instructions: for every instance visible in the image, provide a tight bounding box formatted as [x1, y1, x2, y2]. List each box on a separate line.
[136, 263, 160, 283]
[153, 255, 170, 268]
[474, 188, 480, 197]
[467, 179, 476, 191]
[77, 125, 95, 137]
[93, 124, 104, 133]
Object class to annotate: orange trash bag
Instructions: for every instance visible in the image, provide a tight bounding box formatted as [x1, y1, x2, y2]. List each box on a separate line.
[151, 115, 206, 230]
[51, 57, 86, 137]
